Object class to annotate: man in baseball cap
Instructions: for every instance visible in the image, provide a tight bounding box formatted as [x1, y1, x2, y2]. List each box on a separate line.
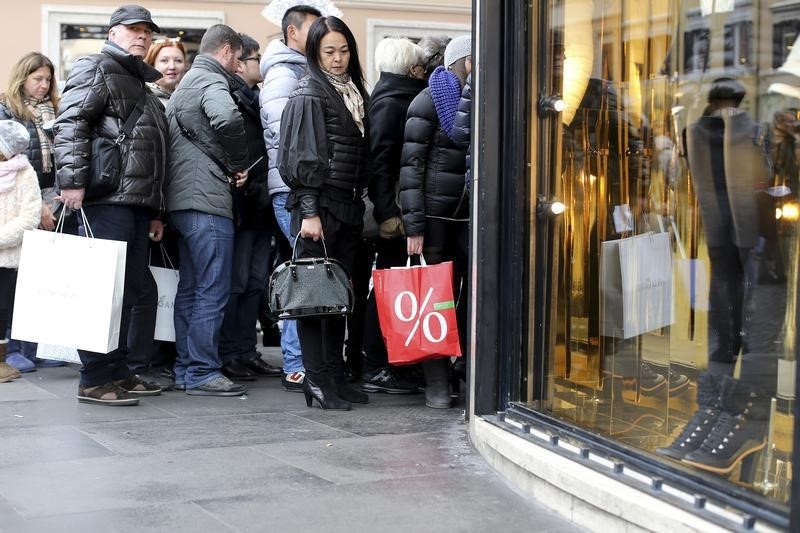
[109, 4, 161, 33]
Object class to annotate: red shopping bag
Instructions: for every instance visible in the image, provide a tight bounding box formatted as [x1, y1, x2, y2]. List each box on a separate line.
[373, 257, 462, 365]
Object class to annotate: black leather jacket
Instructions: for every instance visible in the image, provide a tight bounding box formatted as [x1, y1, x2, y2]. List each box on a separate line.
[54, 41, 168, 211]
[278, 73, 369, 226]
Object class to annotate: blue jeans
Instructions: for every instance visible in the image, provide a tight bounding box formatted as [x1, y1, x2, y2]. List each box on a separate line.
[77, 206, 150, 386]
[220, 227, 272, 363]
[170, 210, 234, 388]
[272, 193, 303, 373]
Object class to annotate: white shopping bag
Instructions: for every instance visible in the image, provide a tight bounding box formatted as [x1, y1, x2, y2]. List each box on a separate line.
[149, 266, 179, 342]
[12, 227, 127, 353]
[600, 232, 674, 339]
[36, 343, 81, 365]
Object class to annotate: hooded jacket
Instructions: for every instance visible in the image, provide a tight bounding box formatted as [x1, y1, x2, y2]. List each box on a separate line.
[164, 55, 249, 219]
[259, 40, 308, 197]
[399, 87, 469, 237]
[0, 156, 41, 268]
[367, 71, 426, 224]
[54, 41, 168, 211]
[0, 100, 55, 190]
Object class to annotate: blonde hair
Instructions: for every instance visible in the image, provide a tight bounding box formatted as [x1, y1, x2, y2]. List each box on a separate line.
[1, 53, 59, 121]
[374, 38, 425, 75]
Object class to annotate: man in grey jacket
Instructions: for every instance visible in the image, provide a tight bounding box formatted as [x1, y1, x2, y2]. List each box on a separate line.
[259, 4, 320, 393]
[165, 24, 250, 397]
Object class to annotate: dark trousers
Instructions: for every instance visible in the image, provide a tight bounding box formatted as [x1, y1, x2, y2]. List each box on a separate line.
[362, 237, 409, 373]
[422, 218, 470, 356]
[127, 267, 157, 372]
[344, 239, 375, 375]
[0, 268, 17, 337]
[77, 205, 150, 386]
[291, 208, 361, 381]
[220, 227, 272, 362]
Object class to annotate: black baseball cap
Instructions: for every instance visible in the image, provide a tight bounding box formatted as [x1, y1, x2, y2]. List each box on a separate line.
[108, 5, 161, 33]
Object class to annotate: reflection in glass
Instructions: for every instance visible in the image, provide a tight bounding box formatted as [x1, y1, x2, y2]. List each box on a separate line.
[531, 0, 797, 505]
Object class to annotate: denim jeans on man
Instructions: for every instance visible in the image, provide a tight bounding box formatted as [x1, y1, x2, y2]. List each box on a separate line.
[76, 205, 150, 386]
[219, 228, 271, 363]
[170, 210, 234, 388]
[272, 192, 303, 373]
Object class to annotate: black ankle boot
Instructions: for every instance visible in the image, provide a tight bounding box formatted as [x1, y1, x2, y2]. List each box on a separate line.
[656, 373, 723, 460]
[304, 376, 351, 411]
[681, 377, 768, 474]
[333, 374, 369, 404]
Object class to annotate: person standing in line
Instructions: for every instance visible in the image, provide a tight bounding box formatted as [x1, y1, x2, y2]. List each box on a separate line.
[359, 38, 428, 395]
[0, 52, 64, 372]
[144, 38, 187, 107]
[165, 25, 250, 396]
[400, 35, 472, 409]
[55, 4, 167, 406]
[278, 16, 371, 411]
[0, 122, 41, 383]
[259, 4, 321, 393]
[218, 33, 281, 381]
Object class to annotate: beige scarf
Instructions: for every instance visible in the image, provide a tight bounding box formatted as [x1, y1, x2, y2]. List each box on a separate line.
[324, 71, 365, 136]
[23, 97, 55, 173]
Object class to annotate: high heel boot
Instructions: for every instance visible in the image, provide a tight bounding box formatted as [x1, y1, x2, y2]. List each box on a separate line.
[0, 341, 21, 383]
[656, 373, 722, 460]
[333, 373, 369, 404]
[303, 376, 351, 411]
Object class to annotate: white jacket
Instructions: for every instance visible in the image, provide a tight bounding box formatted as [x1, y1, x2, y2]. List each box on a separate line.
[0, 158, 41, 269]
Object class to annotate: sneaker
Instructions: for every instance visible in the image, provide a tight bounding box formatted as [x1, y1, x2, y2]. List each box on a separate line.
[186, 375, 247, 396]
[668, 368, 690, 394]
[637, 363, 667, 396]
[6, 353, 36, 373]
[78, 383, 139, 406]
[114, 375, 162, 396]
[137, 369, 176, 392]
[282, 371, 305, 392]
[0, 361, 21, 382]
[362, 367, 419, 395]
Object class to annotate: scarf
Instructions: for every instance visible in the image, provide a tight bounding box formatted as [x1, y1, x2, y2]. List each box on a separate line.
[0, 154, 30, 193]
[23, 97, 55, 173]
[428, 66, 462, 140]
[324, 71, 365, 136]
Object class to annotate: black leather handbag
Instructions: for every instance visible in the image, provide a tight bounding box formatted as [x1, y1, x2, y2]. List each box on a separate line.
[268, 236, 354, 319]
[85, 90, 147, 200]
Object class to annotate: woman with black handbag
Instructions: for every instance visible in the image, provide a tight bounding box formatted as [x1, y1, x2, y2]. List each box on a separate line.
[277, 16, 370, 411]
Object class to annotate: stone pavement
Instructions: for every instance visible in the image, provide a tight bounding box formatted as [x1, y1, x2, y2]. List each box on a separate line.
[0, 348, 581, 533]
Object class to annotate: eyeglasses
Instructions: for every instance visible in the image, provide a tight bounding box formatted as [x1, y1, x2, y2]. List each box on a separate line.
[240, 55, 261, 63]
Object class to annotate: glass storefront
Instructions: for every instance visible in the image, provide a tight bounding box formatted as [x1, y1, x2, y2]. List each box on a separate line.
[501, 0, 800, 518]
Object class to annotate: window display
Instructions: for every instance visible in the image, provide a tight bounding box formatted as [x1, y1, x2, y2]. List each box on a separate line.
[527, 0, 798, 505]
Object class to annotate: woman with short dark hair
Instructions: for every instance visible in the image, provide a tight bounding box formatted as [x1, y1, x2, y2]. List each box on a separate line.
[278, 16, 370, 410]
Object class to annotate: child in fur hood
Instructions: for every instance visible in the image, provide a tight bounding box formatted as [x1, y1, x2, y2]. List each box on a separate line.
[0, 120, 41, 382]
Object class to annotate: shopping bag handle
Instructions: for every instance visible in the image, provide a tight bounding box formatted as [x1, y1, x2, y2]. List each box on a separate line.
[53, 207, 94, 239]
[406, 254, 428, 267]
[148, 242, 177, 271]
[291, 233, 330, 264]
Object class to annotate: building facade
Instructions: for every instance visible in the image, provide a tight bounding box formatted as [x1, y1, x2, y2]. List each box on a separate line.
[468, 0, 799, 530]
[0, 0, 470, 89]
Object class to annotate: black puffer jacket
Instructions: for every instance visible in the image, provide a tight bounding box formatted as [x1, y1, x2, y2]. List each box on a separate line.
[232, 81, 270, 229]
[278, 73, 369, 226]
[367, 72, 426, 224]
[451, 74, 472, 195]
[399, 87, 468, 236]
[54, 41, 168, 211]
[0, 101, 54, 189]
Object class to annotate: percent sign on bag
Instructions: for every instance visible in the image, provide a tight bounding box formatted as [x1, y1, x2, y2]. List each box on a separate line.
[394, 287, 454, 346]
[374, 260, 462, 365]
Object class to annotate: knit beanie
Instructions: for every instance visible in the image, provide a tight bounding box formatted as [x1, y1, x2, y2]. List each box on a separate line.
[0, 121, 29, 160]
[444, 35, 472, 68]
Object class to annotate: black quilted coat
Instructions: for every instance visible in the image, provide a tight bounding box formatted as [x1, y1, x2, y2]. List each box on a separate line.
[278, 73, 369, 226]
[54, 41, 168, 211]
[398, 87, 468, 237]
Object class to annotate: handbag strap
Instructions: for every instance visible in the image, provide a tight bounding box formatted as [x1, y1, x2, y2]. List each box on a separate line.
[291, 233, 330, 263]
[116, 89, 148, 145]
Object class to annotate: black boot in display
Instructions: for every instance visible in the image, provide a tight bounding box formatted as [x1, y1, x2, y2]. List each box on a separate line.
[681, 376, 768, 474]
[303, 376, 352, 411]
[655, 373, 722, 460]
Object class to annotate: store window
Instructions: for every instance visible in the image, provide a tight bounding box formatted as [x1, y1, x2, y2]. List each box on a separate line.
[526, 0, 798, 508]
